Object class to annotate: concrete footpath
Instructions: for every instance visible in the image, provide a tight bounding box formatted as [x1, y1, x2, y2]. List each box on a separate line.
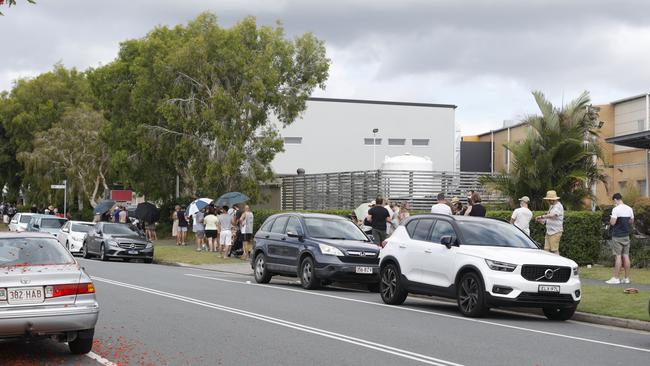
[170, 261, 650, 332]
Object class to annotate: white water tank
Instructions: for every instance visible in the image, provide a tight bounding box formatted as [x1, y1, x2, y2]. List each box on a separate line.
[380, 153, 434, 171]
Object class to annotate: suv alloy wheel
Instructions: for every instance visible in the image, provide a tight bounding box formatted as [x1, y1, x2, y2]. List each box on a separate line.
[380, 263, 407, 305]
[457, 272, 487, 317]
[300, 256, 320, 290]
[254, 253, 272, 283]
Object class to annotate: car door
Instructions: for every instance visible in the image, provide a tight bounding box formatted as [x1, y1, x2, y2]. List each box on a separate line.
[88, 223, 102, 254]
[280, 216, 305, 269]
[417, 219, 459, 288]
[265, 216, 289, 271]
[59, 221, 70, 247]
[8, 214, 19, 231]
[402, 218, 435, 284]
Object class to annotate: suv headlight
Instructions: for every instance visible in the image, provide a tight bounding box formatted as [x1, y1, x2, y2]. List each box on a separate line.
[319, 244, 344, 256]
[485, 259, 517, 272]
[572, 266, 579, 276]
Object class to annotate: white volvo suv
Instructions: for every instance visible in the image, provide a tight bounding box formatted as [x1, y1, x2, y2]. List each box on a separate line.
[379, 214, 581, 320]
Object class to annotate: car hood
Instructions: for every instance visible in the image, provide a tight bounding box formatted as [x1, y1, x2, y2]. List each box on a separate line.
[457, 246, 578, 267]
[105, 234, 148, 243]
[312, 238, 380, 252]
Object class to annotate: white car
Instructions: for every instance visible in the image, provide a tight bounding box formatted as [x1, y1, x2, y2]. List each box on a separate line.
[58, 221, 94, 254]
[8, 213, 35, 232]
[379, 214, 581, 320]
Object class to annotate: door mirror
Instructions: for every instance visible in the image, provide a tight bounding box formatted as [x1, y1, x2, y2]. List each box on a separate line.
[61, 227, 69, 233]
[287, 231, 304, 240]
[33, 224, 40, 229]
[440, 235, 455, 248]
[96, 231, 102, 236]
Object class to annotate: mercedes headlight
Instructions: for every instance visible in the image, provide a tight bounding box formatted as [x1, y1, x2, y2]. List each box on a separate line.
[319, 244, 344, 256]
[485, 259, 517, 272]
[107, 240, 119, 248]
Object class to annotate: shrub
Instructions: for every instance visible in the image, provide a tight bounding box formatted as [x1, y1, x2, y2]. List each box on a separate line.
[633, 198, 650, 236]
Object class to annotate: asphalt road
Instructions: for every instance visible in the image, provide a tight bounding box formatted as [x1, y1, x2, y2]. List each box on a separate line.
[3, 259, 650, 366]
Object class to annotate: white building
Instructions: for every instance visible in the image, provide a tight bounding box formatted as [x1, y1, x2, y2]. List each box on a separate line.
[271, 97, 457, 175]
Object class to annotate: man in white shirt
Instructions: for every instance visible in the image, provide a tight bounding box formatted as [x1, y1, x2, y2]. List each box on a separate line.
[510, 196, 533, 235]
[431, 193, 452, 215]
[606, 193, 635, 284]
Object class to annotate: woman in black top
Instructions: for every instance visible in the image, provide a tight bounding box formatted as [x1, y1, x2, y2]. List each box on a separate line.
[465, 192, 486, 217]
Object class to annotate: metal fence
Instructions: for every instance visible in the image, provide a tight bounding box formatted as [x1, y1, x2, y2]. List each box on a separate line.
[281, 170, 503, 211]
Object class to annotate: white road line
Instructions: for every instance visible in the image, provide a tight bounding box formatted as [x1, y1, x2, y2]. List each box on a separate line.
[86, 351, 118, 366]
[185, 273, 650, 354]
[92, 276, 462, 366]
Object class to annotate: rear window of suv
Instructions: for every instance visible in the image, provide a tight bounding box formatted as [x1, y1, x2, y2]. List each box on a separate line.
[0, 238, 75, 266]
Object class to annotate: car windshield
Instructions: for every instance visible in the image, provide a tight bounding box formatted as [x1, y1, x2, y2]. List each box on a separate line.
[304, 218, 369, 241]
[0, 237, 75, 267]
[72, 224, 93, 233]
[19, 215, 32, 224]
[103, 224, 138, 235]
[457, 220, 538, 248]
[41, 218, 67, 229]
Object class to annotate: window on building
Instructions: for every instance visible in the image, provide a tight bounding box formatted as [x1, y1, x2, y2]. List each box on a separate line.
[412, 139, 430, 146]
[388, 138, 406, 146]
[283, 137, 303, 144]
[618, 181, 627, 191]
[638, 180, 647, 195]
[364, 138, 382, 145]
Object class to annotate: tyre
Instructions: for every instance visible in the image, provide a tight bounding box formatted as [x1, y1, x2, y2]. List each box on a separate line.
[543, 306, 576, 321]
[68, 329, 94, 354]
[254, 253, 272, 284]
[457, 272, 487, 317]
[99, 244, 108, 262]
[379, 263, 408, 305]
[299, 256, 320, 290]
[82, 242, 91, 259]
[367, 282, 380, 293]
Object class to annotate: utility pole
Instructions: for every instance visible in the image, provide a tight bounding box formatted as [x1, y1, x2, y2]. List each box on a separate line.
[372, 128, 379, 170]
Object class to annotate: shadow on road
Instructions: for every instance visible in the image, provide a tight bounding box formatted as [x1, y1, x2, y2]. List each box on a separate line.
[0, 339, 90, 365]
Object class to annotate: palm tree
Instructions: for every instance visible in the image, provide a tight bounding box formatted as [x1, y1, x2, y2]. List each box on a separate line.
[482, 91, 606, 210]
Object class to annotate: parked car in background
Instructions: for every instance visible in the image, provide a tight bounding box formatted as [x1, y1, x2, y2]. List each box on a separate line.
[0, 232, 99, 354]
[252, 213, 380, 291]
[26, 215, 68, 238]
[82, 222, 153, 263]
[8, 213, 34, 232]
[379, 214, 581, 320]
[58, 221, 94, 254]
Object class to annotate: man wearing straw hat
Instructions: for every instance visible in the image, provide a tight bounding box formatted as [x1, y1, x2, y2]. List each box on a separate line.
[536, 190, 564, 255]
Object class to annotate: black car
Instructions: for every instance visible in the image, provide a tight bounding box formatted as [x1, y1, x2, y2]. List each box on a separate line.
[251, 213, 380, 291]
[82, 222, 153, 263]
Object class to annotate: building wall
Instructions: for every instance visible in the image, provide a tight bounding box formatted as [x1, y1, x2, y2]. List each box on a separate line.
[477, 124, 529, 173]
[271, 99, 456, 175]
[614, 98, 647, 152]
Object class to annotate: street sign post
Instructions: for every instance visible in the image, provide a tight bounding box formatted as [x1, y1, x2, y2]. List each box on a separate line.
[50, 180, 67, 217]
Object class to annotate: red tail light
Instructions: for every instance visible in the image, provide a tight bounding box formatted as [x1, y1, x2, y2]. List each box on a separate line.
[45, 283, 96, 298]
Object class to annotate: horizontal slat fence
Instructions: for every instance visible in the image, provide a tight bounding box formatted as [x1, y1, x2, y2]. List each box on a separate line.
[281, 170, 502, 211]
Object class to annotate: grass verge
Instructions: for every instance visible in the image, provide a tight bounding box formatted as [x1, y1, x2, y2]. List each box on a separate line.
[154, 244, 246, 266]
[577, 284, 650, 321]
[580, 265, 650, 285]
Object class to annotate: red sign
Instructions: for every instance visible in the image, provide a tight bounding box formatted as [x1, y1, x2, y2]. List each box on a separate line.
[110, 190, 133, 202]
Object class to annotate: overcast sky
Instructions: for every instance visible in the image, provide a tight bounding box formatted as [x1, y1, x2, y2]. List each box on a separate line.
[2, 0, 649, 134]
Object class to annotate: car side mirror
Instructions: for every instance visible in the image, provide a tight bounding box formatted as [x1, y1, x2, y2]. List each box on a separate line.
[287, 231, 304, 240]
[96, 231, 102, 236]
[440, 235, 455, 249]
[62, 228, 69, 233]
[33, 224, 40, 229]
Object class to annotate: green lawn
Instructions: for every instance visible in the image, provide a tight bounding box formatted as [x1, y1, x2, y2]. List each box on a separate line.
[580, 265, 650, 285]
[578, 284, 650, 321]
[153, 244, 246, 266]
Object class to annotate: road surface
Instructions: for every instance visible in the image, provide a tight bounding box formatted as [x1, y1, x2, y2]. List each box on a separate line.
[3, 258, 649, 365]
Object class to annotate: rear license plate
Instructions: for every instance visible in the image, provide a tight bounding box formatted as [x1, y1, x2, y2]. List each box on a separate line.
[128, 250, 139, 255]
[355, 266, 373, 274]
[7, 287, 45, 305]
[538, 285, 560, 293]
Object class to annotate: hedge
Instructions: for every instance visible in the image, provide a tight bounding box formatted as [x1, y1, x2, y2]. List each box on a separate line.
[250, 208, 603, 265]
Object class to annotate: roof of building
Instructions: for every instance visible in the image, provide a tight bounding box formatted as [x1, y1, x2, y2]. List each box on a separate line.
[308, 97, 457, 109]
[474, 121, 529, 137]
[610, 93, 649, 105]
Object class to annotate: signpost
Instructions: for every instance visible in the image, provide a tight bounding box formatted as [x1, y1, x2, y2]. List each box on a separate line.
[50, 180, 67, 217]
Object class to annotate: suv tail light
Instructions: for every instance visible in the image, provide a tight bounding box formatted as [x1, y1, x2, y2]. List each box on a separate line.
[45, 283, 96, 298]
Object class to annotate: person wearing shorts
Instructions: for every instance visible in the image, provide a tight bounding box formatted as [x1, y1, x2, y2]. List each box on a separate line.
[203, 208, 219, 252]
[536, 190, 563, 255]
[606, 193, 634, 284]
[193, 210, 206, 252]
[218, 206, 233, 259]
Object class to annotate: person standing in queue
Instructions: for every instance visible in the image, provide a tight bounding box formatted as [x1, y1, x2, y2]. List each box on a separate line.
[536, 190, 564, 255]
[177, 205, 189, 246]
[510, 196, 533, 235]
[239, 205, 254, 261]
[464, 192, 486, 217]
[367, 197, 392, 246]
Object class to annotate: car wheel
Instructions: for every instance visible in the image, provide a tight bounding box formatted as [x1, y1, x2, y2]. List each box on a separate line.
[457, 272, 487, 317]
[68, 329, 94, 354]
[254, 253, 272, 284]
[380, 263, 408, 305]
[82, 242, 91, 259]
[99, 244, 108, 262]
[367, 282, 380, 293]
[299, 256, 320, 290]
[543, 306, 576, 321]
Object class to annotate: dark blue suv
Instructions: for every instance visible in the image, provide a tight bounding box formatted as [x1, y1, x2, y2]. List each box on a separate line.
[251, 213, 381, 291]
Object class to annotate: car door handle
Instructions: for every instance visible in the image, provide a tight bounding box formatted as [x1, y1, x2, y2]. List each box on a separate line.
[281, 237, 286, 241]
[424, 249, 432, 253]
[398, 244, 406, 248]
[264, 235, 270, 239]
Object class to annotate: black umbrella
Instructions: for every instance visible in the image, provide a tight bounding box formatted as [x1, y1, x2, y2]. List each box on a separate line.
[93, 200, 115, 215]
[135, 202, 159, 223]
[215, 192, 250, 207]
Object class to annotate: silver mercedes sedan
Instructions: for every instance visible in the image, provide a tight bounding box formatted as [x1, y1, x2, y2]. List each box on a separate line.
[0, 232, 99, 354]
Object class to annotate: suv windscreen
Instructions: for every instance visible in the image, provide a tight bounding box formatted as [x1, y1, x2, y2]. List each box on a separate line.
[103, 224, 138, 235]
[20, 215, 32, 223]
[304, 218, 368, 241]
[41, 218, 67, 229]
[0, 238, 75, 266]
[458, 220, 538, 248]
